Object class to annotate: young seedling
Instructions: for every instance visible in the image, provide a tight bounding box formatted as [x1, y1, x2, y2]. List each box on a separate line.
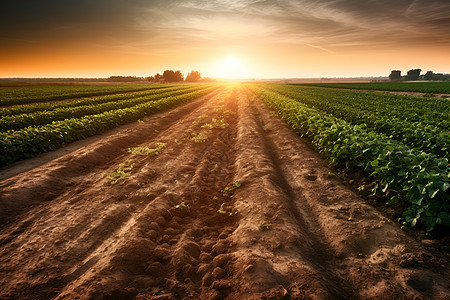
[212, 118, 228, 128]
[128, 142, 166, 156]
[223, 181, 241, 196]
[217, 203, 233, 216]
[174, 201, 190, 210]
[201, 123, 213, 129]
[191, 131, 208, 143]
[259, 222, 271, 231]
[107, 163, 134, 184]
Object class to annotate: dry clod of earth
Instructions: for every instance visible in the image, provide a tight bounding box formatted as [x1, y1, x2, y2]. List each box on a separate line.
[0, 86, 448, 299]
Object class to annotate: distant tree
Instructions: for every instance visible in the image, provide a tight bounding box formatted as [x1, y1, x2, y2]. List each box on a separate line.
[162, 70, 184, 82]
[424, 71, 433, 80]
[406, 69, 421, 81]
[154, 73, 163, 82]
[185, 71, 202, 82]
[174, 70, 184, 82]
[146, 76, 155, 82]
[162, 70, 175, 82]
[389, 70, 401, 80]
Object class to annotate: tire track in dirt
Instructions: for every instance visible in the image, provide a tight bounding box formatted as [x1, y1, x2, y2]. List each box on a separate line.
[226, 89, 352, 299]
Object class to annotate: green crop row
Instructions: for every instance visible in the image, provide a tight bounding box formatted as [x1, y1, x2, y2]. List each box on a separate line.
[299, 82, 450, 94]
[272, 84, 449, 129]
[0, 84, 170, 106]
[0, 85, 209, 132]
[0, 86, 217, 166]
[249, 85, 449, 230]
[265, 84, 449, 158]
[0, 85, 195, 117]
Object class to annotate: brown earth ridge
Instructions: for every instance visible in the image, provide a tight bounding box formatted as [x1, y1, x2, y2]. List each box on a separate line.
[0, 85, 448, 299]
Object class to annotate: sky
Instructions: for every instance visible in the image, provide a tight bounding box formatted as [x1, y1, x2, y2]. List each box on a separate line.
[1, 0, 449, 79]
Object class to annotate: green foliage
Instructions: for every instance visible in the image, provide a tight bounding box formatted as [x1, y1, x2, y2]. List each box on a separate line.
[191, 131, 209, 143]
[0, 85, 204, 131]
[0, 86, 217, 166]
[266, 84, 449, 158]
[250, 85, 449, 230]
[128, 142, 166, 156]
[108, 163, 134, 184]
[0, 84, 169, 106]
[299, 82, 450, 94]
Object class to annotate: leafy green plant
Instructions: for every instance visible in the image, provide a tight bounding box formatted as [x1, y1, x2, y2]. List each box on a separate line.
[201, 123, 213, 129]
[250, 85, 449, 230]
[108, 163, 134, 184]
[0, 86, 217, 166]
[191, 131, 208, 143]
[128, 142, 166, 156]
[212, 118, 228, 128]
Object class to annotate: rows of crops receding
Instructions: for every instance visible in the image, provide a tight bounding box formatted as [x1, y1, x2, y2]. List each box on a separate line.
[248, 84, 449, 230]
[0, 85, 205, 131]
[299, 82, 450, 94]
[0, 84, 174, 106]
[0, 84, 217, 166]
[0, 85, 196, 117]
[265, 84, 449, 158]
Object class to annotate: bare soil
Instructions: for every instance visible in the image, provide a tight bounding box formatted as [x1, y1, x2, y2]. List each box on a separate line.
[0, 85, 448, 299]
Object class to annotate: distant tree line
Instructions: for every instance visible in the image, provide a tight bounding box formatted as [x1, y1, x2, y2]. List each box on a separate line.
[389, 69, 450, 81]
[107, 70, 214, 83]
[146, 70, 213, 83]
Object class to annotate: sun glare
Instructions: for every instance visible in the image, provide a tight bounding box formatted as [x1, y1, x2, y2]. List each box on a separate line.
[216, 57, 245, 79]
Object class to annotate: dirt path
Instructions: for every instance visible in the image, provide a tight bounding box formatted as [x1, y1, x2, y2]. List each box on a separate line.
[0, 85, 448, 299]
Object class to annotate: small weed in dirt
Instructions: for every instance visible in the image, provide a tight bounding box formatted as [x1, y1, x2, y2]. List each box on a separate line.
[259, 222, 271, 231]
[191, 131, 208, 143]
[138, 119, 144, 124]
[223, 181, 241, 196]
[108, 163, 134, 184]
[212, 118, 228, 128]
[218, 203, 233, 216]
[173, 201, 190, 210]
[128, 142, 166, 156]
[201, 123, 214, 129]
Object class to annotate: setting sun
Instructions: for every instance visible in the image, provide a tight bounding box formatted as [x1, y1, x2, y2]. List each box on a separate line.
[216, 57, 246, 79]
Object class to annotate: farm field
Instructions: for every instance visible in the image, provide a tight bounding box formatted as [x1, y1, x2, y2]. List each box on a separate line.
[0, 84, 173, 106]
[0, 84, 449, 299]
[300, 82, 450, 94]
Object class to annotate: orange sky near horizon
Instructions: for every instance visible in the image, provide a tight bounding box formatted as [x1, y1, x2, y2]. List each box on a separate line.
[1, 1, 449, 79]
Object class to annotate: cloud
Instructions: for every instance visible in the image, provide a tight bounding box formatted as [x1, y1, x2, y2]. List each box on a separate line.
[1, 0, 449, 57]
